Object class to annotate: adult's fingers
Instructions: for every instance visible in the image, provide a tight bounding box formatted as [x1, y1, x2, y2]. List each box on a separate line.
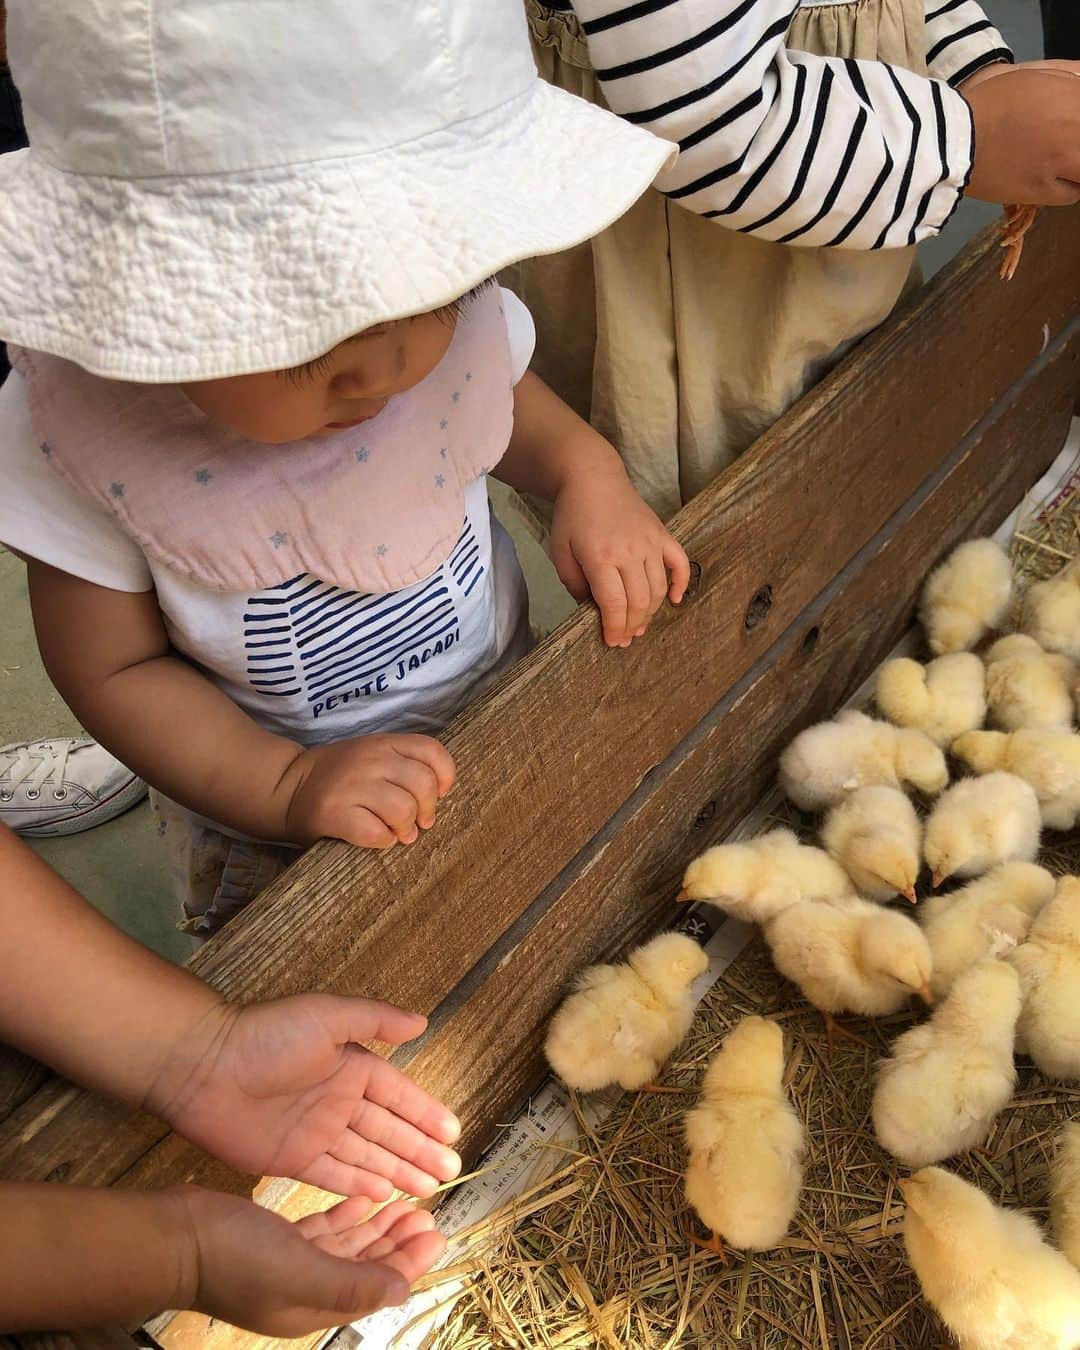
[329, 1130, 444, 1200]
[318, 995, 431, 1053]
[360, 1055, 464, 1151]
[285, 1245, 410, 1322]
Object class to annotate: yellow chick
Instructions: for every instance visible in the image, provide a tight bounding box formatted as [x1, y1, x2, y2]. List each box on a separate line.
[952, 728, 1080, 831]
[919, 861, 1055, 997]
[1051, 1123, 1080, 1272]
[984, 634, 1075, 732]
[677, 827, 854, 923]
[821, 785, 922, 904]
[779, 709, 948, 813]
[764, 895, 933, 1045]
[1010, 877, 1080, 1081]
[544, 933, 709, 1093]
[683, 1017, 804, 1261]
[875, 652, 987, 747]
[923, 772, 1041, 888]
[872, 960, 1020, 1167]
[1023, 559, 1080, 663]
[919, 537, 1014, 656]
[902, 1166, 1080, 1349]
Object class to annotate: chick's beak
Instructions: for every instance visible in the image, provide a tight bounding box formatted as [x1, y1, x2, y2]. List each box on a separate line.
[930, 871, 945, 890]
[916, 983, 934, 1006]
[902, 885, 918, 905]
[676, 887, 690, 902]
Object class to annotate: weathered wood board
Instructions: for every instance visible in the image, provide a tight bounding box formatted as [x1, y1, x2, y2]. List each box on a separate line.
[0, 207, 1078, 1350]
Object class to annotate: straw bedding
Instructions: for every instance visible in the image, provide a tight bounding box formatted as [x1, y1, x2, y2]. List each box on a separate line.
[411, 466, 1080, 1349]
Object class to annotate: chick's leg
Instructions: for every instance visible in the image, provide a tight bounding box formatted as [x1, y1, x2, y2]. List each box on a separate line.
[692, 1232, 731, 1265]
[823, 1012, 873, 1052]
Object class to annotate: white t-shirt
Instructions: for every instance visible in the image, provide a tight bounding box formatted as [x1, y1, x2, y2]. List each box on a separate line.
[0, 290, 535, 746]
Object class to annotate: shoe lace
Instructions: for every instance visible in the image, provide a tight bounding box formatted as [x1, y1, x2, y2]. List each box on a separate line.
[0, 740, 73, 799]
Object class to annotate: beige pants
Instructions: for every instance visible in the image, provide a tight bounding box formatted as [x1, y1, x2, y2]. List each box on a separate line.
[505, 0, 927, 522]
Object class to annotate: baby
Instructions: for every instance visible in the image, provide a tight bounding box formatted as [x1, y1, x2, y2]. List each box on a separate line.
[0, 0, 684, 934]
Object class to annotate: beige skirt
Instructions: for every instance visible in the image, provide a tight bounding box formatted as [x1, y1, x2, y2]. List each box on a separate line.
[504, 0, 928, 523]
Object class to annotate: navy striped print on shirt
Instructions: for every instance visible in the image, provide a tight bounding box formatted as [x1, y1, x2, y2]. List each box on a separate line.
[241, 519, 485, 715]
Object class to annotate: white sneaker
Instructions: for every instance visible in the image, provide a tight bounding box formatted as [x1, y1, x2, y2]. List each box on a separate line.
[0, 737, 147, 837]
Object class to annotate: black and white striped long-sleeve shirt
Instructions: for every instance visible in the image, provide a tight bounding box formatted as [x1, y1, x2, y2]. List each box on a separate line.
[564, 0, 1011, 249]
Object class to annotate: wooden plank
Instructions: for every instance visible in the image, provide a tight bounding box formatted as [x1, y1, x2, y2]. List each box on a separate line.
[0, 210, 1077, 1197]
[396, 320, 1080, 1153]
[0, 1331, 141, 1350]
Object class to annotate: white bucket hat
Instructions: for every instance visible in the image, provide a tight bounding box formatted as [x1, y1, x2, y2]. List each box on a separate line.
[0, 0, 673, 384]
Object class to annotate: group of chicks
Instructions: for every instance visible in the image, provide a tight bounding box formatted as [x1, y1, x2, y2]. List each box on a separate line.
[544, 536, 1080, 1347]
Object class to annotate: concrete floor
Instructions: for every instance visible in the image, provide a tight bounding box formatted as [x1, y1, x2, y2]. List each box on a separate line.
[0, 0, 1044, 963]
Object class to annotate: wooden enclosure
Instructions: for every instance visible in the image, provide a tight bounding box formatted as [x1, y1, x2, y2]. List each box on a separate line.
[1, 206, 1079, 1349]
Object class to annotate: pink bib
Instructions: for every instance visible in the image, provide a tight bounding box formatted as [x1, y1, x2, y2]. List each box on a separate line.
[10, 287, 514, 594]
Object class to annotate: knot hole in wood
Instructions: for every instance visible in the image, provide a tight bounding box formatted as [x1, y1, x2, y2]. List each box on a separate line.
[744, 585, 773, 631]
[801, 625, 821, 655]
[685, 559, 703, 599]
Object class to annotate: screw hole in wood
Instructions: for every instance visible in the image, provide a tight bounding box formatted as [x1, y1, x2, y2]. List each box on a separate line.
[693, 800, 717, 830]
[744, 585, 773, 632]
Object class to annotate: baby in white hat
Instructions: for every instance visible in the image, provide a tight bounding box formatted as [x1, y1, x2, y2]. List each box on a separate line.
[0, 0, 686, 933]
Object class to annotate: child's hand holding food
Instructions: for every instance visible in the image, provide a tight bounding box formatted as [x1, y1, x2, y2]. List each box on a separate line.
[280, 733, 455, 849]
[548, 458, 690, 648]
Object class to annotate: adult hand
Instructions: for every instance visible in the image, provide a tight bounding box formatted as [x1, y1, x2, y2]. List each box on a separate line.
[146, 995, 461, 1199]
[170, 1188, 445, 1337]
[962, 60, 1080, 205]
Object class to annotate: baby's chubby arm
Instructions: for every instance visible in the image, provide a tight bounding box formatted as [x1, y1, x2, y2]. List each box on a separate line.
[26, 559, 454, 848]
[494, 371, 691, 648]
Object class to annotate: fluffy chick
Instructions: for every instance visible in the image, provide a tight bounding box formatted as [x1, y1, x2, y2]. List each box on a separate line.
[1024, 559, 1080, 663]
[923, 772, 1041, 888]
[1051, 1124, 1080, 1272]
[985, 634, 1075, 732]
[876, 653, 986, 747]
[764, 895, 933, 1031]
[1010, 877, 1080, 1080]
[952, 728, 1080, 831]
[919, 538, 1014, 656]
[821, 786, 922, 904]
[872, 960, 1020, 1167]
[544, 933, 709, 1093]
[779, 710, 948, 813]
[919, 861, 1055, 996]
[677, 827, 853, 924]
[684, 1017, 804, 1259]
[902, 1166, 1080, 1349]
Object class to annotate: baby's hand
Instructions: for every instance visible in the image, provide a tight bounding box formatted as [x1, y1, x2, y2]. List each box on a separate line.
[962, 61, 1080, 207]
[549, 463, 691, 648]
[281, 733, 455, 849]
